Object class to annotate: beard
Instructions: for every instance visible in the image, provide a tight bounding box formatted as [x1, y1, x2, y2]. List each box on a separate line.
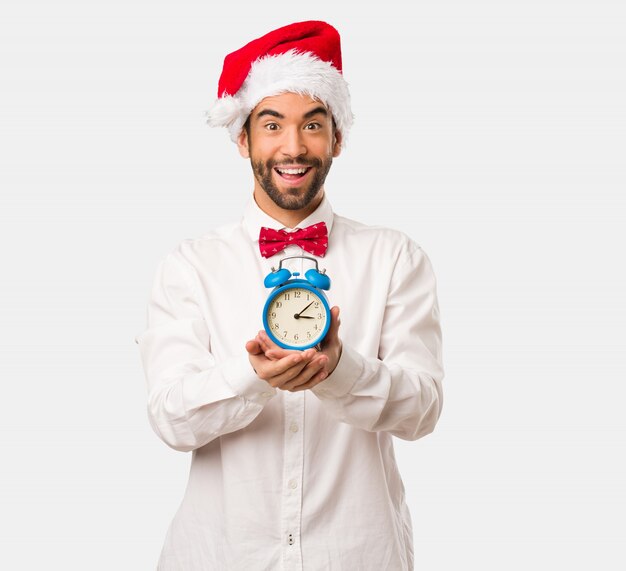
[250, 154, 333, 211]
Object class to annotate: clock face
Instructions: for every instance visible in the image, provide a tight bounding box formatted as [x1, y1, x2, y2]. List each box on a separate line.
[265, 285, 329, 349]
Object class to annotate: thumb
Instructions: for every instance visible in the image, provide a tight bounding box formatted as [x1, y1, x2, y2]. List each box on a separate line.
[326, 306, 341, 344]
[245, 339, 263, 355]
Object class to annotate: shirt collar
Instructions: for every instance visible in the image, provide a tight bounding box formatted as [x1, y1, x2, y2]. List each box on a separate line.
[242, 193, 335, 243]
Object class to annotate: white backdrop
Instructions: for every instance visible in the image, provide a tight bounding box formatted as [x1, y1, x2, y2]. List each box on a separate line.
[1, 0, 624, 569]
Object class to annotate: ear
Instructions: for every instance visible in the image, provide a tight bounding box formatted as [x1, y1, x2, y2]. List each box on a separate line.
[237, 128, 250, 158]
[332, 129, 343, 158]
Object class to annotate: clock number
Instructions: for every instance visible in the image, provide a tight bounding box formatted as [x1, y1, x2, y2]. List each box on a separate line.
[284, 293, 290, 301]
[317, 313, 322, 319]
[314, 324, 318, 331]
[307, 332, 311, 339]
[271, 312, 276, 318]
[294, 291, 301, 298]
[276, 301, 282, 308]
[294, 334, 299, 341]
[314, 302, 319, 308]
[274, 323, 279, 329]
[283, 330, 288, 338]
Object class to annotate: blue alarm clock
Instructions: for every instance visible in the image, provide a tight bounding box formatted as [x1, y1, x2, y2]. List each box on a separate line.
[262, 256, 332, 350]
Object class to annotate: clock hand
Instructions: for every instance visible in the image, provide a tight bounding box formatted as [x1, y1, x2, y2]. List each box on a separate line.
[294, 301, 314, 319]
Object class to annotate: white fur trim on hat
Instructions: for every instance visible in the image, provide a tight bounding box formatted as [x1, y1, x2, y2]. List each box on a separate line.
[205, 50, 354, 145]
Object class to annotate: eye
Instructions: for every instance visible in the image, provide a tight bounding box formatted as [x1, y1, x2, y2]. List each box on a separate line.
[264, 122, 279, 131]
[305, 122, 322, 130]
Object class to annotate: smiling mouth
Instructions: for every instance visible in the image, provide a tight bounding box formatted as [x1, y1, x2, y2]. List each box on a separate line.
[274, 166, 312, 182]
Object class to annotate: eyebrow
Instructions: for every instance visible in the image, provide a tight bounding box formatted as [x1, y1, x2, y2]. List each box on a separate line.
[255, 106, 329, 121]
[303, 106, 328, 119]
[256, 109, 284, 120]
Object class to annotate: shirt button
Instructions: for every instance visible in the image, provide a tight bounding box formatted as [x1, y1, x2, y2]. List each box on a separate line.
[288, 479, 298, 489]
[261, 392, 272, 398]
[289, 423, 299, 433]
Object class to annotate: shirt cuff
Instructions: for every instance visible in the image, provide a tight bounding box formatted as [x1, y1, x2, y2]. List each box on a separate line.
[221, 352, 277, 404]
[311, 344, 363, 399]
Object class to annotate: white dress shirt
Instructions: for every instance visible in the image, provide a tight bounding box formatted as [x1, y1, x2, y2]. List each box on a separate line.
[136, 195, 444, 571]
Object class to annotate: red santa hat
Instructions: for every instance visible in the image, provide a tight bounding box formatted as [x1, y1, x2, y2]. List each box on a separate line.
[205, 20, 354, 144]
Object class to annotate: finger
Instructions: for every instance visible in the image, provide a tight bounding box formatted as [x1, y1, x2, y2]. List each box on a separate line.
[256, 331, 297, 358]
[323, 306, 341, 346]
[265, 348, 291, 360]
[246, 339, 263, 355]
[263, 356, 313, 387]
[258, 330, 283, 352]
[262, 341, 295, 359]
[289, 366, 329, 392]
[257, 351, 311, 381]
[267, 347, 316, 361]
[256, 331, 273, 354]
[281, 356, 328, 391]
[290, 352, 328, 386]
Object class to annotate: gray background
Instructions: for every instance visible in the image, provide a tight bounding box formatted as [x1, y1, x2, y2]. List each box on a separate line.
[1, 0, 624, 568]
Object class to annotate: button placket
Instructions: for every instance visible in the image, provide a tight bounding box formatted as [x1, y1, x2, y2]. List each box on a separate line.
[280, 390, 305, 570]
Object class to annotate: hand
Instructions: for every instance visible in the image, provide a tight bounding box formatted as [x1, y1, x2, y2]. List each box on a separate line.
[255, 306, 342, 392]
[245, 337, 328, 392]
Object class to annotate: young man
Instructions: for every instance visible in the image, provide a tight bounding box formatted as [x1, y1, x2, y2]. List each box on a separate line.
[136, 20, 444, 571]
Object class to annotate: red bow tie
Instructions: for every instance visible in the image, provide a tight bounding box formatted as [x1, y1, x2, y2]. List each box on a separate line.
[259, 222, 328, 258]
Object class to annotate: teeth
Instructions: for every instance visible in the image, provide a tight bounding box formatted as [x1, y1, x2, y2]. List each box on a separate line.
[277, 168, 308, 175]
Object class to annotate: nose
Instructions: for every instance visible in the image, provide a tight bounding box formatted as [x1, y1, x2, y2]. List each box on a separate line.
[279, 126, 307, 158]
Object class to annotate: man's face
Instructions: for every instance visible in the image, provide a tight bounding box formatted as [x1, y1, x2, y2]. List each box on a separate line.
[238, 92, 342, 212]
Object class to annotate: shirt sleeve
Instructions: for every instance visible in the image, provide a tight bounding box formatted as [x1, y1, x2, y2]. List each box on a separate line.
[311, 243, 444, 441]
[135, 247, 276, 452]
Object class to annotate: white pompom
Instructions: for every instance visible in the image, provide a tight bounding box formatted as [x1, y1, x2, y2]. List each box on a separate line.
[205, 95, 243, 128]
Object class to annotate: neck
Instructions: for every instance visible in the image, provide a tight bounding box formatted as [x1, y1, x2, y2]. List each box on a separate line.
[253, 187, 325, 229]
